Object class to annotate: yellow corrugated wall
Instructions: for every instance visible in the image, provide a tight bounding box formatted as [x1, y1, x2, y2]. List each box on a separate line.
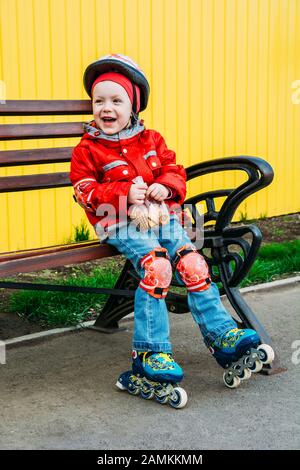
[0, 0, 299, 251]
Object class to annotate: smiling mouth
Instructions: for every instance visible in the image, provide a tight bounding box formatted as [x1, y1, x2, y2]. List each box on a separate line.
[101, 117, 117, 123]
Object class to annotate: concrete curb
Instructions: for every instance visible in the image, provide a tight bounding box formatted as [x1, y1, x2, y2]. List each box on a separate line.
[4, 321, 95, 348]
[239, 275, 300, 294]
[3, 275, 300, 347]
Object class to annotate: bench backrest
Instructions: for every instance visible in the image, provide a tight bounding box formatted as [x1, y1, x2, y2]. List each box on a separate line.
[0, 100, 92, 193]
[0, 100, 274, 231]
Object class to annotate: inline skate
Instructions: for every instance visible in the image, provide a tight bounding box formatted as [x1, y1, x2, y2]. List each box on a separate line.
[116, 350, 188, 409]
[208, 328, 275, 388]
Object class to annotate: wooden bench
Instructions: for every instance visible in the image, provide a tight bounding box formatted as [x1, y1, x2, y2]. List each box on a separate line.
[0, 100, 282, 374]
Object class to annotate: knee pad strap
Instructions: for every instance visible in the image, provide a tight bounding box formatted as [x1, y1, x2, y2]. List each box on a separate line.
[174, 244, 211, 292]
[139, 248, 172, 299]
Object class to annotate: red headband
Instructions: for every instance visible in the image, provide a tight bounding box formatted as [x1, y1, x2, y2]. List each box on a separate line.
[91, 72, 141, 113]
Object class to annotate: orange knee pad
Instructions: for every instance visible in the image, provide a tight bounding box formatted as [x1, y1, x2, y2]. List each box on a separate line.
[139, 247, 172, 299]
[174, 244, 211, 292]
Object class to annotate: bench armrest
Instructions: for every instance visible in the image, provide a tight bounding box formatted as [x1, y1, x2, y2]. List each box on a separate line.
[182, 156, 274, 287]
[184, 156, 274, 230]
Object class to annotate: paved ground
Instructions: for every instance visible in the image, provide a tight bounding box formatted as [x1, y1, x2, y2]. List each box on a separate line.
[0, 284, 299, 450]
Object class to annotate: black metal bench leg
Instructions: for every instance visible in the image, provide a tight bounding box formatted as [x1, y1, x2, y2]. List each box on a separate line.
[89, 259, 138, 334]
[221, 284, 286, 375]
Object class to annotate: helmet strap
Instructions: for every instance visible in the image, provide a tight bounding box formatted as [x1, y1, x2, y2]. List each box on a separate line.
[125, 112, 138, 129]
[132, 83, 138, 113]
[131, 111, 139, 122]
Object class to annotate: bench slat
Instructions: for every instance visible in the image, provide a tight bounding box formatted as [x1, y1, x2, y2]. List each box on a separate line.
[0, 100, 92, 116]
[0, 240, 102, 262]
[0, 243, 118, 277]
[0, 147, 73, 167]
[0, 122, 84, 140]
[0, 172, 71, 192]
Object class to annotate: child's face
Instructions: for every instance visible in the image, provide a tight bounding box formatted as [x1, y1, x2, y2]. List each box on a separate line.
[92, 81, 132, 135]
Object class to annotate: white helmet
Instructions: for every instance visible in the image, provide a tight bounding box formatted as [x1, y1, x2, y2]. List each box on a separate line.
[83, 53, 150, 112]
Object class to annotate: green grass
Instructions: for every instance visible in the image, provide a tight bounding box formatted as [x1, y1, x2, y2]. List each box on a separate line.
[258, 239, 300, 260]
[64, 220, 92, 244]
[4, 240, 300, 327]
[240, 240, 300, 287]
[6, 262, 120, 327]
[73, 221, 91, 242]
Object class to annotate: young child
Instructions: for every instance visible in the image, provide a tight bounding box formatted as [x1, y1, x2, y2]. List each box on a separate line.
[70, 54, 274, 408]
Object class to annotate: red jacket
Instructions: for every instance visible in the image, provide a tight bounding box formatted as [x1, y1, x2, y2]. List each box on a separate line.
[70, 120, 187, 230]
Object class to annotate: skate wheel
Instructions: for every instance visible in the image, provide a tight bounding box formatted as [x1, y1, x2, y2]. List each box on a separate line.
[155, 394, 169, 404]
[248, 359, 263, 373]
[232, 364, 251, 381]
[239, 368, 252, 380]
[257, 344, 275, 365]
[154, 385, 169, 404]
[223, 372, 241, 389]
[116, 380, 126, 391]
[127, 377, 141, 395]
[168, 387, 188, 409]
[141, 383, 155, 400]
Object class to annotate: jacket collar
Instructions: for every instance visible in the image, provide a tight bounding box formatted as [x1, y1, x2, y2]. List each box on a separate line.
[83, 118, 145, 143]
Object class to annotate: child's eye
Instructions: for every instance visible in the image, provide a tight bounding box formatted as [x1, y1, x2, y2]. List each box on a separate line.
[114, 99, 121, 103]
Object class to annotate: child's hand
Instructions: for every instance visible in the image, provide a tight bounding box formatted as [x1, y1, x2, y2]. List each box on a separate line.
[128, 182, 148, 205]
[146, 183, 169, 202]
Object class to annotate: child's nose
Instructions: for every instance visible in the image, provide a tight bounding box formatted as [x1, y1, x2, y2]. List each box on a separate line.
[102, 101, 113, 112]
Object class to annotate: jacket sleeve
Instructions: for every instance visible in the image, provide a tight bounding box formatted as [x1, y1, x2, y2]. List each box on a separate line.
[153, 132, 187, 205]
[70, 145, 132, 215]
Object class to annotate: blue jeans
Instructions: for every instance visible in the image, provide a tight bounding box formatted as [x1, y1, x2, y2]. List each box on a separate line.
[104, 215, 237, 353]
